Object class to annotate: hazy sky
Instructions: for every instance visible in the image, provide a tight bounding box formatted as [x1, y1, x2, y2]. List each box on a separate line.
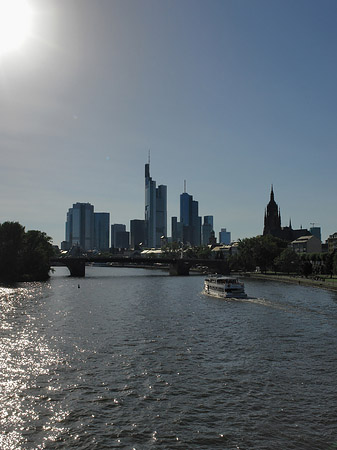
[1, 0, 336, 245]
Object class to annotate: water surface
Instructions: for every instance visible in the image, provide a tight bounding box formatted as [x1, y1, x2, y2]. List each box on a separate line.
[1, 267, 337, 449]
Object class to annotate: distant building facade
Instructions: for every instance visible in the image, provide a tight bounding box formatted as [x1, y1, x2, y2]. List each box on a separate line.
[263, 186, 310, 242]
[327, 232, 337, 253]
[179, 190, 201, 246]
[219, 228, 231, 245]
[202, 216, 214, 245]
[130, 219, 146, 249]
[290, 235, 322, 254]
[145, 163, 167, 248]
[310, 226, 322, 242]
[94, 212, 110, 252]
[65, 202, 95, 251]
[111, 224, 129, 249]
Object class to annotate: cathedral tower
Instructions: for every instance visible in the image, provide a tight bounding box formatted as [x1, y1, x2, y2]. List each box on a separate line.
[263, 186, 282, 237]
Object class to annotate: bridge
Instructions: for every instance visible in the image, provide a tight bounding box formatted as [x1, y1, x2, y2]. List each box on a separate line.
[50, 255, 229, 277]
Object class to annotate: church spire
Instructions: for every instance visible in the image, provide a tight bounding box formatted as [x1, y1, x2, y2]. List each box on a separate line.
[263, 185, 282, 237]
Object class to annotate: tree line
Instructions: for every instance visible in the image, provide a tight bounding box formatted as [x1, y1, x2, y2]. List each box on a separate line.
[230, 235, 337, 276]
[0, 222, 54, 282]
[162, 235, 337, 276]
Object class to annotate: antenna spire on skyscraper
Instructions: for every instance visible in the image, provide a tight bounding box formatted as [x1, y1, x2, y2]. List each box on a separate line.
[184, 180, 186, 193]
[148, 149, 150, 165]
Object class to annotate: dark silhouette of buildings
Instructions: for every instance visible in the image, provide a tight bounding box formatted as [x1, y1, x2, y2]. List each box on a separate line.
[263, 186, 310, 241]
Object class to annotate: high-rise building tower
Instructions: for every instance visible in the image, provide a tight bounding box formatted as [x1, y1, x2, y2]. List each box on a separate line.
[219, 228, 231, 245]
[310, 226, 321, 242]
[130, 219, 146, 249]
[111, 224, 129, 249]
[65, 202, 94, 250]
[179, 187, 201, 246]
[145, 162, 167, 248]
[202, 216, 214, 245]
[94, 212, 110, 251]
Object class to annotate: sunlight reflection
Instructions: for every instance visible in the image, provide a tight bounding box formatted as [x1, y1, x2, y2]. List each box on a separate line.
[0, 285, 70, 450]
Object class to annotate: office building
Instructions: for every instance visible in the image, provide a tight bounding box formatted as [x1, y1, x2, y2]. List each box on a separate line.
[65, 202, 94, 251]
[176, 187, 201, 246]
[145, 162, 167, 248]
[111, 224, 129, 249]
[94, 212, 110, 252]
[310, 226, 321, 242]
[202, 216, 214, 245]
[130, 219, 145, 249]
[219, 228, 231, 245]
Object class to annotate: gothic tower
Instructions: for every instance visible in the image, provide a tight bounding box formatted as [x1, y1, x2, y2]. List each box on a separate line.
[263, 186, 282, 237]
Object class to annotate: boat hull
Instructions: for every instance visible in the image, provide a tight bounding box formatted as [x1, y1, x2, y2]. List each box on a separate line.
[203, 288, 247, 299]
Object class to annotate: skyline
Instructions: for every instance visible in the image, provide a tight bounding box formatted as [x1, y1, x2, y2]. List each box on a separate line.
[1, 0, 337, 245]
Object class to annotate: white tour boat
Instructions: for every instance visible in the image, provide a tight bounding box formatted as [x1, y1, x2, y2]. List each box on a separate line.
[203, 275, 247, 299]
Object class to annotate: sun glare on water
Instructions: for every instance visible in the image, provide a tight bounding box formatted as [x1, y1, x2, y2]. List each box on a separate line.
[0, 0, 33, 56]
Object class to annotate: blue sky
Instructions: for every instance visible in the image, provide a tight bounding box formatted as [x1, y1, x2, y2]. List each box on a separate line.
[1, 0, 336, 245]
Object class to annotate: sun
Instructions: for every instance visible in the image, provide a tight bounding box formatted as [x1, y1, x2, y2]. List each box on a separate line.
[0, 0, 33, 56]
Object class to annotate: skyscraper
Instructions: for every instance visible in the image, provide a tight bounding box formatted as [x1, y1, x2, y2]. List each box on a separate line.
[130, 219, 145, 249]
[178, 187, 201, 246]
[111, 224, 129, 249]
[65, 202, 94, 250]
[145, 162, 167, 248]
[94, 212, 110, 251]
[219, 228, 231, 245]
[202, 215, 214, 245]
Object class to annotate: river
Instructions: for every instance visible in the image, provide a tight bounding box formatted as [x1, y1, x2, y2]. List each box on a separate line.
[1, 267, 337, 449]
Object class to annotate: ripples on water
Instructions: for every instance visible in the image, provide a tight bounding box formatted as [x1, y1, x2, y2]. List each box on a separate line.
[1, 267, 337, 449]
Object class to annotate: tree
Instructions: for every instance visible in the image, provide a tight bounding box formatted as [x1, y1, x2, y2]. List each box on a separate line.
[333, 252, 337, 276]
[21, 230, 54, 281]
[0, 222, 25, 282]
[300, 261, 313, 277]
[237, 235, 287, 272]
[0, 222, 53, 282]
[274, 248, 300, 275]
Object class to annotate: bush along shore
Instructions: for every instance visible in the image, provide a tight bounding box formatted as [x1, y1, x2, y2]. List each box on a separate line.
[0, 222, 54, 283]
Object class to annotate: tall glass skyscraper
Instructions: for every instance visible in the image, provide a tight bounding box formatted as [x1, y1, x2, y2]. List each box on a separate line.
[94, 212, 110, 251]
[202, 215, 214, 245]
[65, 202, 94, 251]
[145, 163, 167, 248]
[130, 219, 145, 249]
[179, 190, 201, 246]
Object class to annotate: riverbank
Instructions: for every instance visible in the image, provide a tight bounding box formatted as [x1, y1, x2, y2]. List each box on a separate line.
[242, 272, 337, 292]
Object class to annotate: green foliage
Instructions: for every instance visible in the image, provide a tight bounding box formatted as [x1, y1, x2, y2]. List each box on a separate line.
[187, 245, 212, 259]
[21, 230, 54, 281]
[0, 222, 53, 282]
[274, 248, 300, 274]
[237, 235, 287, 272]
[301, 261, 313, 277]
[0, 222, 25, 282]
[333, 252, 337, 276]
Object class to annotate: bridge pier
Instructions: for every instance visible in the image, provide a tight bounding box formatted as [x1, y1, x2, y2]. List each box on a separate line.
[64, 258, 86, 277]
[169, 261, 191, 276]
